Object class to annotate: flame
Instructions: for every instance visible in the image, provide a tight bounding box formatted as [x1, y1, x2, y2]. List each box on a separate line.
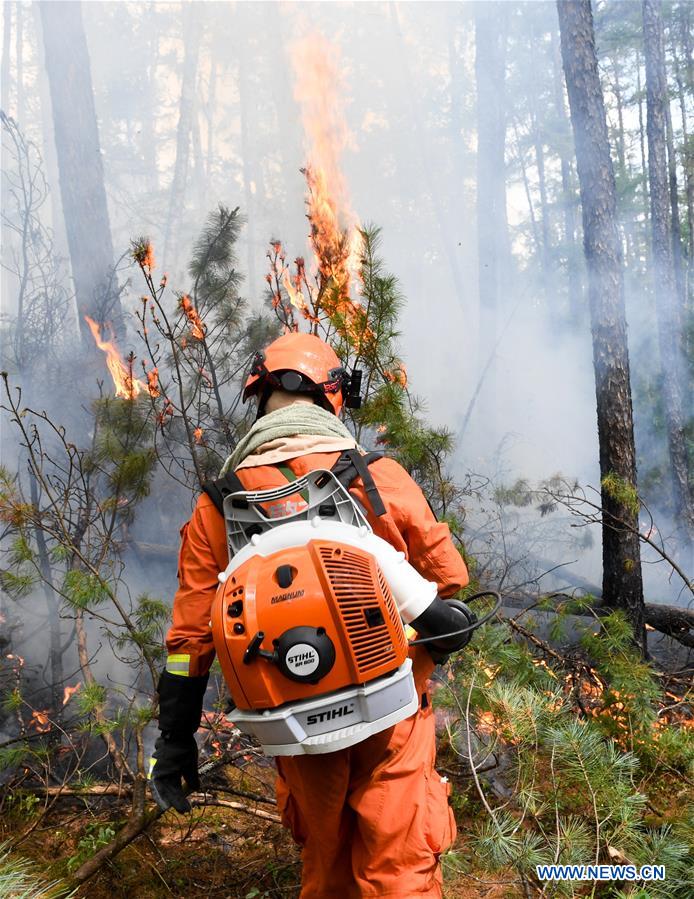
[62, 683, 81, 706]
[282, 266, 309, 313]
[140, 242, 155, 270]
[179, 295, 206, 340]
[157, 398, 174, 427]
[146, 367, 160, 398]
[85, 316, 145, 400]
[200, 710, 236, 730]
[31, 710, 51, 732]
[132, 239, 155, 271]
[384, 363, 408, 388]
[193, 427, 203, 444]
[291, 35, 363, 318]
[476, 710, 500, 737]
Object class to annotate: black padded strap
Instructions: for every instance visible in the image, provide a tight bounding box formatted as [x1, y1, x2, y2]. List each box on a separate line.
[202, 450, 387, 519]
[201, 470, 245, 518]
[330, 449, 386, 517]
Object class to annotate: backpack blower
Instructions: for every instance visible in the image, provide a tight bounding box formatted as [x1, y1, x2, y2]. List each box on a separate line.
[210, 467, 498, 756]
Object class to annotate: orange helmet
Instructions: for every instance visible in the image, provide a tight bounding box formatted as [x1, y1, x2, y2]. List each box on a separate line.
[243, 333, 354, 415]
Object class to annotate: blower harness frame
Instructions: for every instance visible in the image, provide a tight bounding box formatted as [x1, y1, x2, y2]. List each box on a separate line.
[205, 454, 498, 653]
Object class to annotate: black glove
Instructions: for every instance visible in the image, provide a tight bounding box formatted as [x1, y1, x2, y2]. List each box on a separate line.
[150, 733, 199, 813]
[150, 669, 208, 814]
[410, 597, 477, 663]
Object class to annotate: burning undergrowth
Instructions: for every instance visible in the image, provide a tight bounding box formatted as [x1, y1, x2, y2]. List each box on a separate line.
[0, 25, 692, 899]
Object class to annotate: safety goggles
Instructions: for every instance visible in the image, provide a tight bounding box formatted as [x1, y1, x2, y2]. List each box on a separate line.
[249, 352, 346, 396]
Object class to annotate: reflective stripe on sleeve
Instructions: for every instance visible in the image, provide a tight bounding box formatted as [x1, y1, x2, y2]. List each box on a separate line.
[165, 653, 191, 676]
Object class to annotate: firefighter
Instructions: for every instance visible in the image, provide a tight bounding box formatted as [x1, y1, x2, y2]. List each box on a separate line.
[151, 333, 470, 898]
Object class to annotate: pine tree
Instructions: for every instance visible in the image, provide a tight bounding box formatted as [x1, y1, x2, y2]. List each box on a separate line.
[135, 204, 277, 487]
[39, 0, 120, 345]
[557, 0, 645, 647]
[642, 0, 694, 539]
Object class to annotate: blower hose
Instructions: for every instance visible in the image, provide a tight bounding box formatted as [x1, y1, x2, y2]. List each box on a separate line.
[407, 590, 502, 649]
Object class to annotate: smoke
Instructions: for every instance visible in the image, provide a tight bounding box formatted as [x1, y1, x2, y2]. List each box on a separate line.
[1, 0, 691, 622]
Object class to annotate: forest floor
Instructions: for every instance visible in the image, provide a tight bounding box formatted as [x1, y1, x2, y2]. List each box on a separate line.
[4, 698, 690, 898]
[4, 735, 691, 897]
[1, 747, 522, 899]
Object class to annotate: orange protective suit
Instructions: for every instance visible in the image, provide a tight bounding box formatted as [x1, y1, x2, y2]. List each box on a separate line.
[166, 451, 469, 898]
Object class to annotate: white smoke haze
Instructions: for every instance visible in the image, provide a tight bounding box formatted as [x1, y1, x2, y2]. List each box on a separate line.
[1, 0, 691, 664]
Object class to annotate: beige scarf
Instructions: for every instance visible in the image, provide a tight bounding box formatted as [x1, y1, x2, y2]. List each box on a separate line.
[235, 435, 357, 469]
[220, 404, 360, 475]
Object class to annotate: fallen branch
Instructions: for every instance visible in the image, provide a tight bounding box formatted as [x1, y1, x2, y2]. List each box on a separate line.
[502, 591, 694, 649]
[644, 604, 694, 648]
[0, 731, 49, 749]
[68, 747, 250, 885]
[13, 784, 130, 797]
[503, 618, 568, 663]
[190, 796, 281, 823]
[208, 785, 276, 805]
[70, 805, 162, 884]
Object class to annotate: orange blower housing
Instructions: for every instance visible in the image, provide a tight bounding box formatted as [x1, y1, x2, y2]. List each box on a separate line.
[208, 469, 430, 755]
[211, 539, 408, 711]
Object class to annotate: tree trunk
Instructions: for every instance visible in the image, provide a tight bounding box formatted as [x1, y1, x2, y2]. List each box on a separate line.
[1, 4, 10, 116]
[238, 36, 258, 301]
[390, 2, 470, 309]
[642, 0, 694, 537]
[636, 54, 651, 229]
[162, 5, 202, 272]
[475, 0, 509, 435]
[557, 0, 645, 650]
[612, 59, 627, 182]
[448, 13, 465, 181]
[266, 7, 306, 240]
[527, 17, 551, 283]
[671, 12, 693, 380]
[513, 119, 541, 251]
[533, 113, 551, 280]
[1, 5, 11, 325]
[551, 28, 581, 322]
[610, 55, 633, 265]
[142, 17, 159, 195]
[29, 470, 64, 718]
[672, 19, 694, 271]
[32, 3, 69, 258]
[663, 63, 686, 312]
[205, 57, 217, 203]
[39, 0, 119, 344]
[191, 101, 206, 210]
[15, 1, 24, 126]
[680, 0, 693, 91]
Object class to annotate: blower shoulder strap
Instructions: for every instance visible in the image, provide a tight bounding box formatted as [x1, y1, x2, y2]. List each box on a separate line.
[201, 449, 386, 519]
[330, 449, 386, 517]
[201, 470, 245, 518]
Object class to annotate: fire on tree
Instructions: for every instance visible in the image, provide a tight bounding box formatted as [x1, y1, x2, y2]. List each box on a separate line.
[0, 5, 692, 897]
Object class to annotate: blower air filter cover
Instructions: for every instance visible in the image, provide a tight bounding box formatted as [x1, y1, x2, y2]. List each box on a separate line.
[276, 626, 336, 683]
